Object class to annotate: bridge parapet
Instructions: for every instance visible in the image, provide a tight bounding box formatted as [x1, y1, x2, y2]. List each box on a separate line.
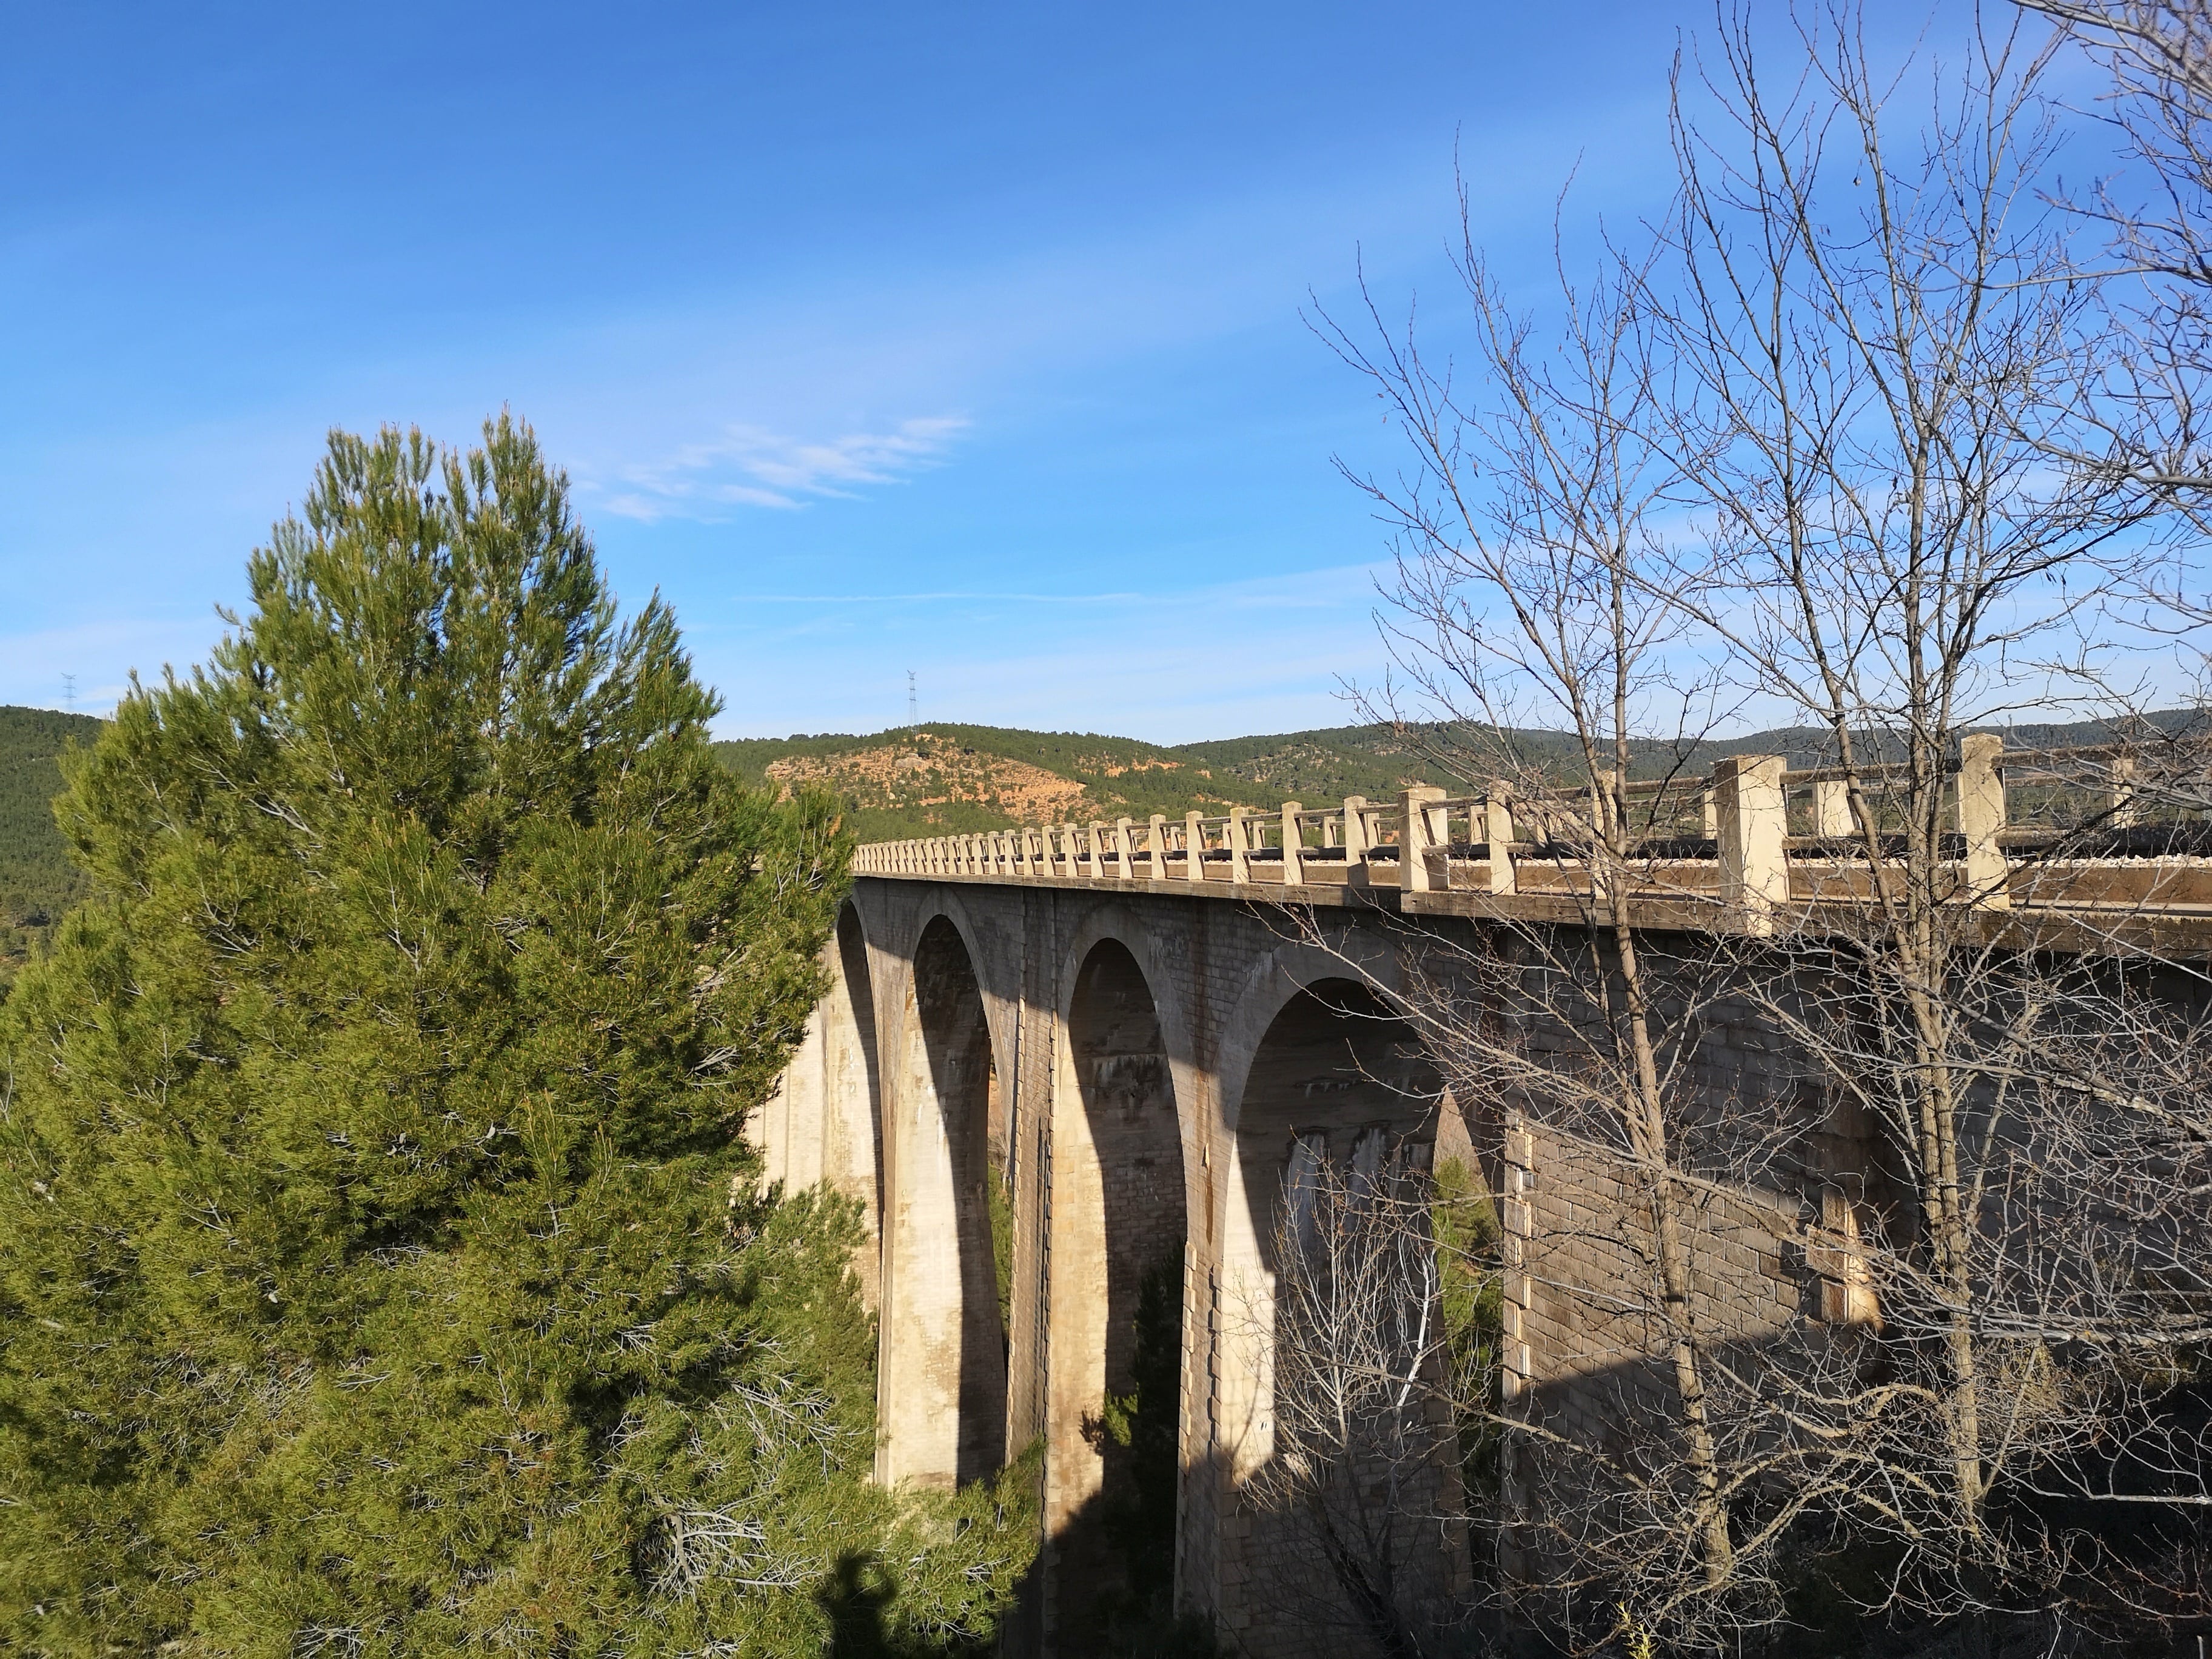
[782, 732, 2212, 1651]
[851, 739, 2212, 942]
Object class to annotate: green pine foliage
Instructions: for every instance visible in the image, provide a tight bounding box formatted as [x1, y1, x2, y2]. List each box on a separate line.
[1092, 1258, 1215, 1657]
[0, 418, 1035, 1657]
[1431, 1158, 1504, 1512]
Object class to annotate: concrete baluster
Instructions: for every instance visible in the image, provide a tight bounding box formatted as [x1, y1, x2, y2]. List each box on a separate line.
[1485, 789, 1517, 896]
[1713, 755, 1788, 934]
[1399, 786, 1446, 892]
[1148, 814, 1167, 879]
[1082, 822, 1102, 879]
[1957, 733, 2010, 911]
[1228, 807, 1252, 884]
[1340, 796, 1369, 881]
[1114, 816, 1135, 882]
[2110, 756, 2137, 830]
[1814, 779, 1852, 839]
[1280, 802, 1304, 885]
[1701, 788, 1718, 842]
[1184, 811, 1205, 880]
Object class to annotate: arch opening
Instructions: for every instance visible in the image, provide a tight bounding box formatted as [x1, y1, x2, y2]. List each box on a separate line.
[1220, 977, 1467, 1655]
[1047, 939, 1189, 1647]
[882, 916, 1008, 1489]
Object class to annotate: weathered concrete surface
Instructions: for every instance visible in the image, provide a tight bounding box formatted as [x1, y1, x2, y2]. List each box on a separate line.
[757, 876, 1476, 1653]
[758, 755, 2212, 1655]
[754, 863, 2116, 1654]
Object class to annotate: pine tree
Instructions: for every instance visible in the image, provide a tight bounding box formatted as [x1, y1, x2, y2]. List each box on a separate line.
[0, 418, 1034, 1657]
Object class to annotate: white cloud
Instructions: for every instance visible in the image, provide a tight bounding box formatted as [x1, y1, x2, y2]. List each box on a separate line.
[589, 415, 970, 520]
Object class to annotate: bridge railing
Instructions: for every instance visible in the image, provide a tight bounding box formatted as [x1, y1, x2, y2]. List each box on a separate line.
[848, 738, 2208, 914]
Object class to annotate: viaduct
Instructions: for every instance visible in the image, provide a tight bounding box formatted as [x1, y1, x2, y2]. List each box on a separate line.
[748, 743, 2212, 1656]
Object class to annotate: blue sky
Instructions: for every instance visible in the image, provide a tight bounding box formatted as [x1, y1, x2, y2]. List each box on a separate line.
[1, 2, 2013, 742]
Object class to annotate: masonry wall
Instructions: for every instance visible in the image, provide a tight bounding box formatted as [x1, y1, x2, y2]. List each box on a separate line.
[756, 875, 1866, 1657]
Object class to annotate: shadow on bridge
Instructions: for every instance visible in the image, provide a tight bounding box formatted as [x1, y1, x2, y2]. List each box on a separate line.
[883, 915, 1008, 1489]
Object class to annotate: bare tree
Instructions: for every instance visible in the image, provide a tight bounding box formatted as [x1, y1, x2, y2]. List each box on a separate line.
[2016, 0, 2212, 525]
[1648, 5, 2212, 1638]
[1311, 200, 1815, 1651]
[1281, 3, 2212, 1654]
[1244, 1140, 1481, 1658]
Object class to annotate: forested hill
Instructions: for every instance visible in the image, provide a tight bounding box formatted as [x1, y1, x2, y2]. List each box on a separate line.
[0, 706, 102, 981]
[711, 722, 1447, 843]
[714, 712, 2211, 843]
[7, 706, 2198, 980]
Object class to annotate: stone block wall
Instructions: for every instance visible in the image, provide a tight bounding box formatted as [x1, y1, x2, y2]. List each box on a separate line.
[755, 874, 1882, 1656]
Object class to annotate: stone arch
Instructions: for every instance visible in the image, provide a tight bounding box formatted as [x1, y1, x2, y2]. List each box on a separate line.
[880, 913, 1010, 1488]
[826, 902, 884, 1306]
[883, 888, 1014, 1077]
[1209, 934, 1407, 1140]
[1212, 968, 1448, 1647]
[1046, 934, 1191, 1643]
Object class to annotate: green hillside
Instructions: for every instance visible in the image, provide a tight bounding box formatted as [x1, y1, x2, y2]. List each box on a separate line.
[711, 722, 1461, 843]
[7, 705, 2198, 984]
[715, 712, 2212, 843]
[0, 706, 102, 984]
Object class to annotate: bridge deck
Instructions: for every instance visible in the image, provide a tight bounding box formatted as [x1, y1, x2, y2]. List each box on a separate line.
[854, 738, 2212, 956]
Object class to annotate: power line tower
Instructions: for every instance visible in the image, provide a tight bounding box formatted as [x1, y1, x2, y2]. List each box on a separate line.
[61, 672, 75, 714]
[907, 670, 917, 728]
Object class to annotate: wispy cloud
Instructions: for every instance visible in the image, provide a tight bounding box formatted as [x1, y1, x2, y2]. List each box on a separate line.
[731, 591, 1142, 604]
[706, 561, 1397, 742]
[592, 415, 970, 520]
